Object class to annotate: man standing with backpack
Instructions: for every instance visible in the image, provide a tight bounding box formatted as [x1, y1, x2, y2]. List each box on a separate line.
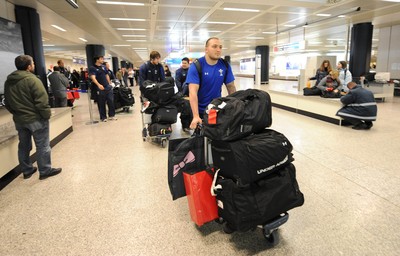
[185, 37, 236, 129]
[139, 50, 165, 95]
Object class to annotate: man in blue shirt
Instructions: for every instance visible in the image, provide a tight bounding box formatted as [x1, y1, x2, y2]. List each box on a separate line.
[175, 57, 190, 93]
[185, 37, 236, 129]
[89, 56, 117, 122]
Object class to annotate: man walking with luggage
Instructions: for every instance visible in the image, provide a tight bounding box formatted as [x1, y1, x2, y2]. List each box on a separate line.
[185, 37, 236, 129]
[48, 65, 69, 107]
[4, 55, 62, 180]
[89, 56, 117, 122]
[139, 51, 165, 94]
[175, 57, 190, 94]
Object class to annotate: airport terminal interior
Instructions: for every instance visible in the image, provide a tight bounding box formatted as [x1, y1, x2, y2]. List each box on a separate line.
[1, 0, 400, 255]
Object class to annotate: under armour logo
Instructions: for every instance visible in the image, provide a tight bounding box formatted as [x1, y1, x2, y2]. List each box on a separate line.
[282, 142, 287, 146]
[204, 72, 209, 75]
[219, 69, 223, 76]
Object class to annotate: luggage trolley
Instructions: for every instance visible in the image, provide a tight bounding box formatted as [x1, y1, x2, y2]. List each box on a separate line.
[141, 103, 171, 148]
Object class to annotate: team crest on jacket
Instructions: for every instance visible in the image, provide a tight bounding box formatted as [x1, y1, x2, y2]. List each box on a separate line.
[219, 69, 223, 76]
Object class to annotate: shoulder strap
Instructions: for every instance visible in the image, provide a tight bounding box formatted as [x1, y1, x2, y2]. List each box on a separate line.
[344, 69, 347, 81]
[194, 58, 229, 89]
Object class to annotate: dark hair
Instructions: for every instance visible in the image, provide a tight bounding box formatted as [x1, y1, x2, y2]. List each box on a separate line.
[53, 65, 60, 71]
[182, 57, 189, 63]
[93, 56, 103, 63]
[57, 59, 63, 65]
[15, 55, 33, 71]
[205, 37, 219, 47]
[339, 61, 347, 69]
[149, 51, 161, 60]
[319, 60, 332, 72]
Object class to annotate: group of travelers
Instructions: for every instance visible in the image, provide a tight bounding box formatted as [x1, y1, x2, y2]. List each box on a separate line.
[307, 60, 377, 130]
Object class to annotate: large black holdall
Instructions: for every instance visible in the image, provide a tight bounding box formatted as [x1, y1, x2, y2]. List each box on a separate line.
[214, 163, 304, 232]
[151, 105, 178, 124]
[203, 89, 272, 141]
[143, 80, 175, 105]
[211, 129, 293, 184]
[148, 123, 172, 136]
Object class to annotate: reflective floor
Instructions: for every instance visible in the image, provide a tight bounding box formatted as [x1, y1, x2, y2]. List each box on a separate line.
[1, 77, 399, 255]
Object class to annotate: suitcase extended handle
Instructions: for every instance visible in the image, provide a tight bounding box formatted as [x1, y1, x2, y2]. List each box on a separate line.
[211, 169, 222, 196]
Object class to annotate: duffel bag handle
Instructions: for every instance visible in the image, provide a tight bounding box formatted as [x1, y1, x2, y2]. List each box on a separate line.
[211, 169, 222, 196]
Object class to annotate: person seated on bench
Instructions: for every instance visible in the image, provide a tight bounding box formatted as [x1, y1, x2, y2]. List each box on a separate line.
[336, 82, 377, 130]
[316, 70, 342, 94]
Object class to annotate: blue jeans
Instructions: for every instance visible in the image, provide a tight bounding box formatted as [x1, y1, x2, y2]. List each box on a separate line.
[15, 119, 52, 176]
[97, 89, 115, 120]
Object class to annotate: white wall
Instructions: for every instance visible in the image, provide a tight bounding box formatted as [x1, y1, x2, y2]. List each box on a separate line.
[377, 25, 400, 79]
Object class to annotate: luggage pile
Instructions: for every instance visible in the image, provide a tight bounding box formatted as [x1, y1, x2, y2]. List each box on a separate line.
[168, 89, 304, 246]
[205, 89, 304, 238]
[113, 79, 135, 112]
[142, 80, 177, 147]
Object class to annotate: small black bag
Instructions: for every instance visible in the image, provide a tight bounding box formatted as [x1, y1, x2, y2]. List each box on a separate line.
[303, 87, 321, 96]
[320, 90, 341, 98]
[151, 105, 178, 124]
[214, 164, 304, 232]
[167, 129, 205, 200]
[148, 123, 172, 136]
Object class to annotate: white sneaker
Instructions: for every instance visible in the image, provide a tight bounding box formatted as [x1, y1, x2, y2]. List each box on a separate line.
[101, 119, 107, 122]
[108, 116, 118, 121]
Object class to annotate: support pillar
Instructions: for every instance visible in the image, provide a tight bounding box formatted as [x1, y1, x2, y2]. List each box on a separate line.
[349, 22, 373, 78]
[255, 46, 269, 84]
[85, 44, 105, 69]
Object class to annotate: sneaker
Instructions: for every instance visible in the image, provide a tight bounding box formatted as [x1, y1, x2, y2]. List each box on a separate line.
[101, 119, 107, 122]
[39, 168, 62, 180]
[108, 116, 118, 121]
[352, 123, 369, 130]
[183, 128, 191, 133]
[365, 121, 373, 129]
[23, 167, 37, 179]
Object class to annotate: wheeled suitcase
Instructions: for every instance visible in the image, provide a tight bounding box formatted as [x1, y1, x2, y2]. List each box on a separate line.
[214, 163, 304, 232]
[211, 129, 293, 184]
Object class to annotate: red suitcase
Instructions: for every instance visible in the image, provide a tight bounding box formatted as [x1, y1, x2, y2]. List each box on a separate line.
[183, 169, 218, 226]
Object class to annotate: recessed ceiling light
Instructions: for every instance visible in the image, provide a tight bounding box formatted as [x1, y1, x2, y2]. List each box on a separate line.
[79, 38, 88, 42]
[126, 39, 146, 42]
[113, 45, 131, 47]
[284, 25, 296, 27]
[223, 7, 260, 12]
[43, 44, 55, 47]
[133, 48, 147, 50]
[97, 1, 144, 6]
[51, 25, 66, 32]
[246, 37, 264, 40]
[317, 13, 331, 17]
[206, 21, 236, 25]
[262, 31, 275, 34]
[116, 28, 146, 31]
[110, 18, 145, 21]
[338, 15, 346, 18]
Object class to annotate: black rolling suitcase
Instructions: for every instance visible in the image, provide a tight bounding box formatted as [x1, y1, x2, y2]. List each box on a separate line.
[211, 129, 294, 184]
[213, 163, 304, 233]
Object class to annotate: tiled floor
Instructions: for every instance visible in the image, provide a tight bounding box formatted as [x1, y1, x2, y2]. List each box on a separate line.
[0, 77, 399, 255]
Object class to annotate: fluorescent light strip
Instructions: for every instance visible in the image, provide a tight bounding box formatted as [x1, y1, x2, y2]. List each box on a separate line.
[206, 21, 236, 25]
[110, 18, 145, 21]
[262, 31, 275, 34]
[51, 25, 66, 32]
[97, 1, 144, 6]
[246, 37, 264, 40]
[116, 28, 146, 31]
[79, 38, 88, 42]
[133, 48, 147, 50]
[284, 25, 296, 27]
[126, 39, 146, 42]
[317, 13, 331, 17]
[43, 44, 55, 47]
[223, 7, 260, 13]
[113, 45, 131, 47]
[122, 35, 146, 37]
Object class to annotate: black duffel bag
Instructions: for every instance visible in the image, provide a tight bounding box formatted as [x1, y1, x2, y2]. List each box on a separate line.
[211, 129, 293, 184]
[203, 89, 272, 141]
[214, 163, 304, 232]
[148, 123, 172, 136]
[151, 105, 178, 124]
[143, 80, 175, 105]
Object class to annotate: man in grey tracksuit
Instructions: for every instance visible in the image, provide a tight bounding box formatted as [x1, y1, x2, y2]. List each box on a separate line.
[336, 82, 377, 130]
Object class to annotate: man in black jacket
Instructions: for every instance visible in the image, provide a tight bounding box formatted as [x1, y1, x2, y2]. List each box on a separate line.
[336, 82, 377, 130]
[138, 51, 165, 94]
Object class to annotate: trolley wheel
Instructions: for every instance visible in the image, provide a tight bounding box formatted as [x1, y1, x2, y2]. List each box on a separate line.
[214, 217, 224, 224]
[161, 139, 167, 148]
[222, 222, 235, 234]
[142, 128, 147, 138]
[263, 229, 279, 246]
